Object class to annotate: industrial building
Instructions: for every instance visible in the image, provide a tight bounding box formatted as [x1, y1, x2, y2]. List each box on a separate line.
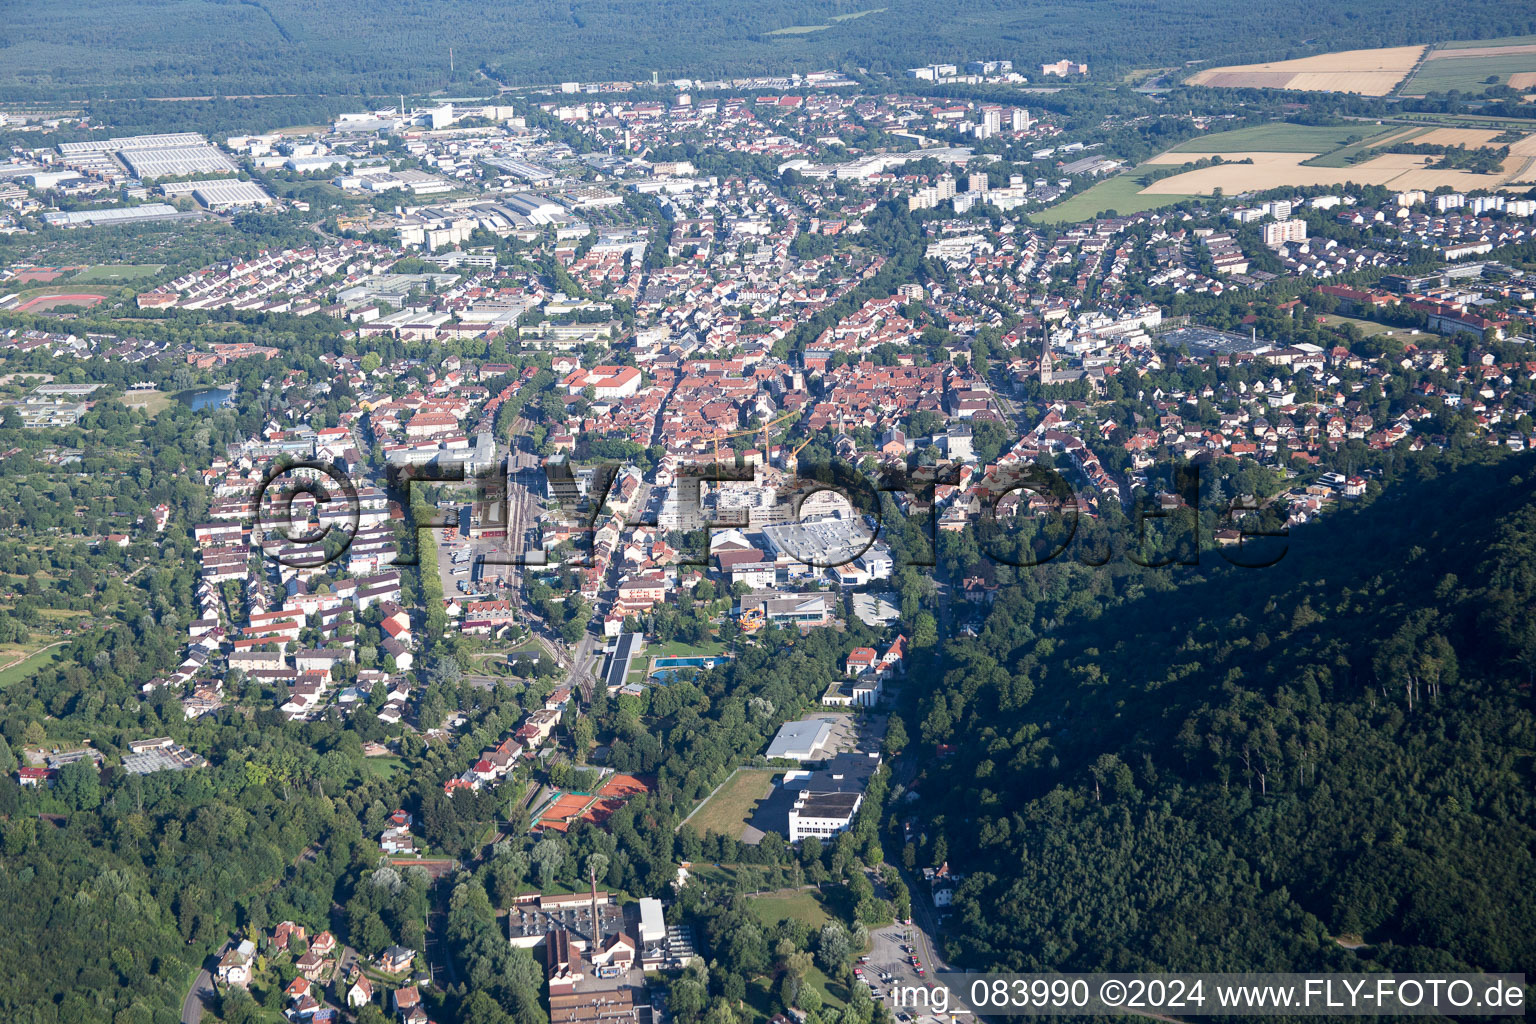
[161, 178, 273, 209]
[42, 203, 182, 227]
[119, 145, 238, 179]
[765, 718, 834, 760]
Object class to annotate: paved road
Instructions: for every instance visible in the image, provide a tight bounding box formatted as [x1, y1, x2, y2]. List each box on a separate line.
[180, 958, 216, 1024]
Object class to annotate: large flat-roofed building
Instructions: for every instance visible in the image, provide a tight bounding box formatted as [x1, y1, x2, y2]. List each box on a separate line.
[788, 790, 863, 841]
[765, 719, 833, 761]
[58, 132, 208, 157]
[738, 591, 836, 628]
[160, 177, 273, 209]
[482, 157, 557, 183]
[120, 145, 238, 179]
[42, 204, 182, 228]
[761, 516, 880, 570]
[549, 988, 639, 1024]
[637, 898, 665, 946]
[753, 750, 881, 842]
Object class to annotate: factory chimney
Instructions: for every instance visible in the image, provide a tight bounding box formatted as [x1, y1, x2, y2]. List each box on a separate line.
[590, 867, 601, 946]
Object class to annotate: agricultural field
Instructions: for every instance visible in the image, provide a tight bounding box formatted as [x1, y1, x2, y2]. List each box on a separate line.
[1170, 123, 1399, 154]
[1304, 126, 1433, 166]
[1142, 150, 1534, 195]
[1139, 120, 1536, 196]
[1401, 39, 1536, 95]
[684, 767, 777, 838]
[1185, 45, 1424, 96]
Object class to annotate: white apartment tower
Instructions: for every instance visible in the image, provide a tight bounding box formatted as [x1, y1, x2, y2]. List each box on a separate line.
[1262, 219, 1308, 247]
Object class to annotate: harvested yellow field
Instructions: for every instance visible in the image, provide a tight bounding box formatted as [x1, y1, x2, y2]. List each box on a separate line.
[1140, 149, 1532, 195]
[1507, 134, 1536, 157]
[1409, 127, 1502, 148]
[1283, 72, 1410, 93]
[1186, 45, 1424, 96]
[1510, 72, 1536, 88]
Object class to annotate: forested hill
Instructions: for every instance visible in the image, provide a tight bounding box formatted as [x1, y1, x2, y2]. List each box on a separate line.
[909, 452, 1536, 976]
[2, 0, 1535, 100]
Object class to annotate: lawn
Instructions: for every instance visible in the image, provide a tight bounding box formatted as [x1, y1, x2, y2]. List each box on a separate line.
[803, 966, 850, 1008]
[1031, 166, 1195, 224]
[1169, 122, 1397, 154]
[70, 263, 165, 283]
[648, 638, 727, 658]
[741, 966, 847, 1023]
[684, 767, 777, 837]
[121, 389, 174, 415]
[1315, 313, 1408, 337]
[0, 644, 64, 688]
[361, 755, 405, 781]
[748, 889, 836, 930]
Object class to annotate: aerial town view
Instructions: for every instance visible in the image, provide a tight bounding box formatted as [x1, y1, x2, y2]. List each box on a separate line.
[0, 1, 1533, 1022]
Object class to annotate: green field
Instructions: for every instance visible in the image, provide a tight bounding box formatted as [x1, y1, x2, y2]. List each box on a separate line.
[1170, 122, 1397, 154]
[121, 389, 173, 416]
[747, 889, 835, 929]
[741, 965, 848, 1022]
[0, 644, 65, 688]
[70, 263, 165, 283]
[1401, 52, 1536, 95]
[1304, 124, 1432, 166]
[361, 755, 405, 780]
[1441, 34, 1536, 49]
[1315, 313, 1410, 338]
[648, 639, 726, 658]
[685, 767, 777, 837]
[1031, 166, 1195, 224]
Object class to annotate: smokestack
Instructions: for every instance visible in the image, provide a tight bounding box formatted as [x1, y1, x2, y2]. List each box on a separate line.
[590, 868, 601, 945]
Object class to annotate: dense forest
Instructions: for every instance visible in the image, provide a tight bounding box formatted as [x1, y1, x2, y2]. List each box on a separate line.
[901, 449, 1536, 977]
[2, 0, 1535, 100]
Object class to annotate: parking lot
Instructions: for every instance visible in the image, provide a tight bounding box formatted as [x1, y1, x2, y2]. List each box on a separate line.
[787, 708, 889, 756]
[864, 920, 934, 1012]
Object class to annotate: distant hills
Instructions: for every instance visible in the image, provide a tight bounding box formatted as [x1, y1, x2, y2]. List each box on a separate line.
[2, 0, 1534, 101]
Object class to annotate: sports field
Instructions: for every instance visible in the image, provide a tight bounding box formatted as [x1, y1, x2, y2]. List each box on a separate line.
[535, 772, 652, 832]
[15, 293, 107, 312]
[70, 263, 164, 283]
